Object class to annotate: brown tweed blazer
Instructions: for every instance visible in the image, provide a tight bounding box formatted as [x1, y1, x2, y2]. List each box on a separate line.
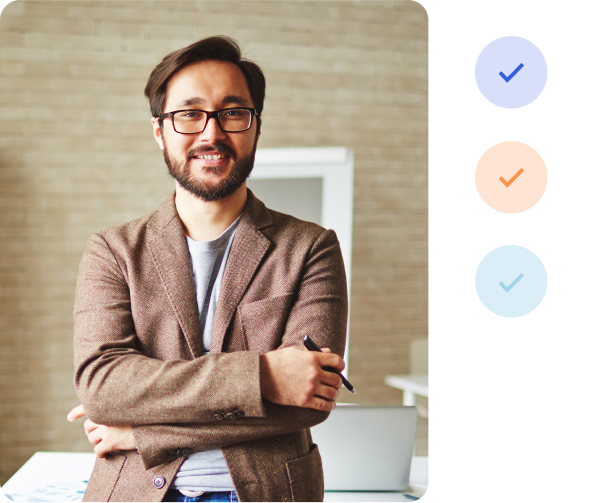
[73, 189, 348, 502]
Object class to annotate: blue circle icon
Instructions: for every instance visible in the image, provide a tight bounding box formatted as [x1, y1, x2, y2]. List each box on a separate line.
[475, 245, 547, 317]
[475, 36, 547, 108]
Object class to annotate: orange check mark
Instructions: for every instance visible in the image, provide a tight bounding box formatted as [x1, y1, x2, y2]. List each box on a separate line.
[499, 168, 524, 187]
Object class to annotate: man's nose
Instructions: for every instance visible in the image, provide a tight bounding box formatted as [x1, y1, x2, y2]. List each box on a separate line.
[200, 115, 227, 142]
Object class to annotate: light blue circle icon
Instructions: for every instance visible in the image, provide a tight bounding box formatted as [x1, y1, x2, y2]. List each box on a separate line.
[475, 36, 547, 108]
[475, 245, 547, 317]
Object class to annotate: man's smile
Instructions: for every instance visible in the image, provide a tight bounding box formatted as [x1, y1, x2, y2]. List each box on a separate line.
[191, 153, 232, 170]
[193, 154, 230, 160]
[187, 144, 236, 167]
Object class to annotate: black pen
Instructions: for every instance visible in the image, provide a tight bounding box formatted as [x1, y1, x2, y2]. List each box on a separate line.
[303, 335, 356, 395]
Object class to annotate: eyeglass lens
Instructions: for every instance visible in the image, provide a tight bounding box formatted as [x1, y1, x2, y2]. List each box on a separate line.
[174, 109, 252, 133]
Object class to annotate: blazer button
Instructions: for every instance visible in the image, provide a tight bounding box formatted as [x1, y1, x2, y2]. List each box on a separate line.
[234, 410, 245, 417]
[153, 476, 166, 489]
[182, 448, 193, 456]
[213, 413, 223, 421]
[225, 412, 236, 420]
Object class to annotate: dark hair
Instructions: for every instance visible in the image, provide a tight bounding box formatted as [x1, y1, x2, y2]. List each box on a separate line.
[144, 36, 265, 130]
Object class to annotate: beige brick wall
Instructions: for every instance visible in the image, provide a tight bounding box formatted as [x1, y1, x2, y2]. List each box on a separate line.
[0, 0, 427, 484]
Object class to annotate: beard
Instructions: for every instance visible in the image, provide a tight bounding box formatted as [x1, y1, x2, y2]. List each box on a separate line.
[162, 136, 256, 202]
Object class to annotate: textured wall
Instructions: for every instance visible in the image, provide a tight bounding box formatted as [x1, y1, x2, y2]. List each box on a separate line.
[0, 0, 428, 483]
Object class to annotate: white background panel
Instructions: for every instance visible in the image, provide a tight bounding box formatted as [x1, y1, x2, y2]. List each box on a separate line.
[424, 0, 592, 501]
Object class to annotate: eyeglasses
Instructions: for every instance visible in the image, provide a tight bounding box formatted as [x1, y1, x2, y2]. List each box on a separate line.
[160, 108, 259, 134]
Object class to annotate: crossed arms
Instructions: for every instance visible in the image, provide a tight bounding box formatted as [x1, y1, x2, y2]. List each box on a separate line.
[70, 225, 348, 468]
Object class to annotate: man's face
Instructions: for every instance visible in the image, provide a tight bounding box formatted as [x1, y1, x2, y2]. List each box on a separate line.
[152, 60, 260, 202]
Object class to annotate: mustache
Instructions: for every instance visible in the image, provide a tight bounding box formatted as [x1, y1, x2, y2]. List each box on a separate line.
[186, 143, 236, 160]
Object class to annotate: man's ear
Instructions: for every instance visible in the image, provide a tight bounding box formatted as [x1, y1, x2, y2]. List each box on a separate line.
[151, 117, 165, 151]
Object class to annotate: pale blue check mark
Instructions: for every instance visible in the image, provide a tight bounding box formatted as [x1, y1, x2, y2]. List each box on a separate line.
[499, 273, 524, 292]
[499, 63, 524, 82]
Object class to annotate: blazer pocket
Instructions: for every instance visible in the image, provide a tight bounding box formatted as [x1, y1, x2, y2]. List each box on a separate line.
[82, 453, 126, 502]
[285, 444, 324, 502]
[237, 293, 294, 354]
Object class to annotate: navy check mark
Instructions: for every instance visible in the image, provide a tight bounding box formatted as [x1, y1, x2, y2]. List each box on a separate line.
[499, 63, 524, 82]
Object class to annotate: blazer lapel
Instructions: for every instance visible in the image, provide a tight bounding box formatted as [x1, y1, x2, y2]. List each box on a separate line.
[146, 195, 203, 359]
[209, 191, 272, 354]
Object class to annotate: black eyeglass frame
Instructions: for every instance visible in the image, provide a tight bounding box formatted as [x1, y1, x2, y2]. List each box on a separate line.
[159, 107, 259, 134]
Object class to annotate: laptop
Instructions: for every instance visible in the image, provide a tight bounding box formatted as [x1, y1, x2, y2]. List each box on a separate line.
[310, 405, 417, 491]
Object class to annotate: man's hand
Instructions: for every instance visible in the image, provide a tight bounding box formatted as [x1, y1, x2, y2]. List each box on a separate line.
[67, 405, 136, 458]
[260, 346, 344, 412]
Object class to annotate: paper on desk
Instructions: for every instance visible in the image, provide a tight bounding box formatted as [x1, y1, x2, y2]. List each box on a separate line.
[3, 478, 87, 502]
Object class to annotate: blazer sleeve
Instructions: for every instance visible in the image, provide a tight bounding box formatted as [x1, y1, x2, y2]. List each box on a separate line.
[73, 232, 267, 425]
[131, 228, 349, 469]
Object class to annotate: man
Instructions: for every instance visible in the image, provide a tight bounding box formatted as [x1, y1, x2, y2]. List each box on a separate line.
[68, 36, 348, 502]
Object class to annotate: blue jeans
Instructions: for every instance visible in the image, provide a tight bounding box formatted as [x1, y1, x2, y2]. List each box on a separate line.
[163, 489, 238, 502]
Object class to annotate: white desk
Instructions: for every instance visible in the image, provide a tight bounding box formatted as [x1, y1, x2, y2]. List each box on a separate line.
[2, 452, 427, 502]
[385, 375, 428, 406]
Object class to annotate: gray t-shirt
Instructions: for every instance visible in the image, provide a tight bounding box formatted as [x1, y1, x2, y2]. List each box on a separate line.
[171, 216, 241, 493]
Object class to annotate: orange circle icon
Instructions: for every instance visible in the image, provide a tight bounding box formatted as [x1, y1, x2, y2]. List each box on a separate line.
[475, 141, 547, 213]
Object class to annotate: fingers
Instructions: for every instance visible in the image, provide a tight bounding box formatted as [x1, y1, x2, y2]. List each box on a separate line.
[316, 352, 345, 373]
[317, 382, 341, 401]
[87, 426, 103, 446]
[310, 396, 337, 412]
[307, 370, 341, 403]
[87, 426, 113, 457]
[84, 419, 99, 436]
[320, 368, 343, 389]
[67, 404, 86, 422]
[94, 441, 108, 459]
[261, 345, 344, 410]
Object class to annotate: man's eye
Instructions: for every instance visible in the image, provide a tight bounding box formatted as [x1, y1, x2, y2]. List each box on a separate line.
[178, 111, 204, 119]
[222, 109, 247, 119]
